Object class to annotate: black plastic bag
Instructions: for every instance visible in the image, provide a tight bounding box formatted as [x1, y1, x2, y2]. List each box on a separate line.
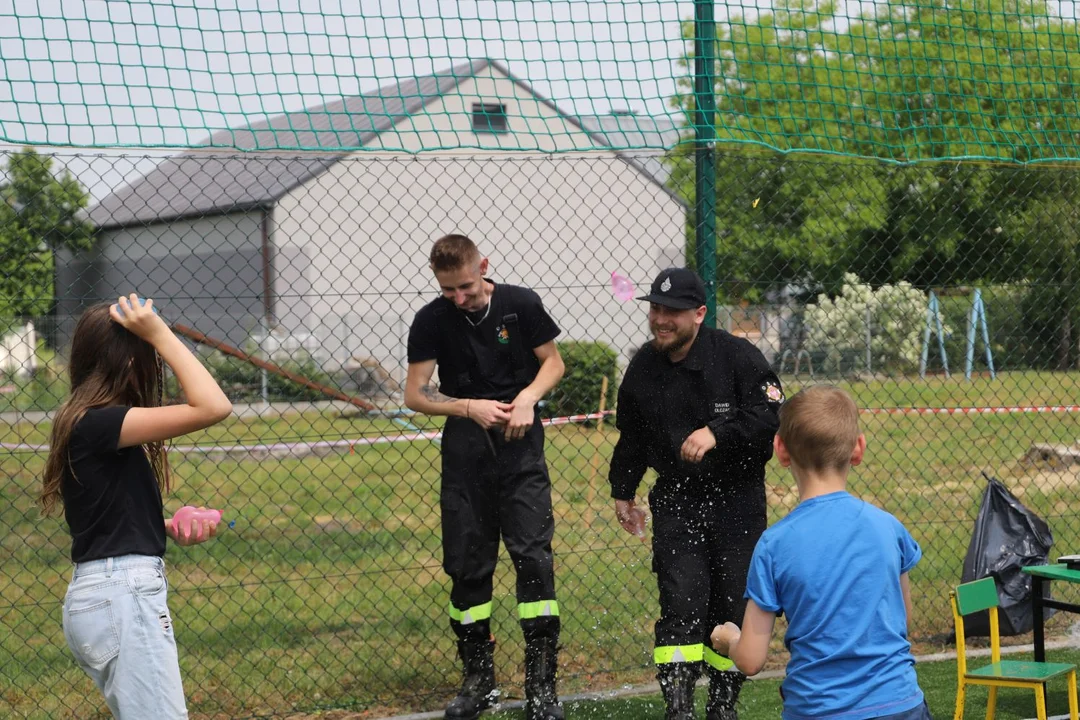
[960, 472, 1054, 637]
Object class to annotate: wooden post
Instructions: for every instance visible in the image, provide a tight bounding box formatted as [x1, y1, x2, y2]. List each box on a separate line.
[584, 376, 609, 528]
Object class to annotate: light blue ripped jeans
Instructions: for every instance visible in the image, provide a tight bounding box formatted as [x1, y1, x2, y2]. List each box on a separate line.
[62, 554, 188, 719]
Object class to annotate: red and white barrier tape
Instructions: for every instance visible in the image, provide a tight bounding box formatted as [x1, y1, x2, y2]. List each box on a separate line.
[0, 410, 616, 454]
[4, 406, 1073, 454]
[862, 405, 1080, 416]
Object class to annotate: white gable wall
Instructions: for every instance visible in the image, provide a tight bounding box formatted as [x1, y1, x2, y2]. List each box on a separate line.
[370, 64, 596, 153]
[272, 68, 686, 384]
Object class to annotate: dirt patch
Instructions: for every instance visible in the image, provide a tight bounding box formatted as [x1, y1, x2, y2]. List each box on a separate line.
[926, 457, 1080, 497]
[1008, 467, 1080, 496]
[312, 515, 368, 534]
[1024, 442, 1080, 468]
[279, 708, 392, 719]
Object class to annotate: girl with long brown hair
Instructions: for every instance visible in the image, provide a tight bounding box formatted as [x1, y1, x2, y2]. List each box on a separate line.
[41, 294, 232, 719]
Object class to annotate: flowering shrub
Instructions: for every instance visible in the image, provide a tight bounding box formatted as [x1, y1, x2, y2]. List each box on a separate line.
[805, 273, 946, 373]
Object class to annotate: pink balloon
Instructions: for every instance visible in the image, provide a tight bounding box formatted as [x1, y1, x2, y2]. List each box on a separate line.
[610, 272, 635, 302]
[171, 505, 223, 540]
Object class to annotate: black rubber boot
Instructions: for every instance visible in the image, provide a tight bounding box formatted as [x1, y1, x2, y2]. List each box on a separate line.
[658, 662, 700, 720]
[523, 619, 564, 720]
[705, 666, 745, 720]
[444, 633, 498, 720]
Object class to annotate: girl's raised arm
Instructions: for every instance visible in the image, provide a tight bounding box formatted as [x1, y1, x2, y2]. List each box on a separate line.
[112, 294, 232, 448]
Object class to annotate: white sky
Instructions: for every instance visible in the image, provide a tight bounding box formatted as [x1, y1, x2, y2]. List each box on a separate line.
[1, 0, 709, 149]
[2, 0, 1077, 200]
[4, 0, 1078, 149]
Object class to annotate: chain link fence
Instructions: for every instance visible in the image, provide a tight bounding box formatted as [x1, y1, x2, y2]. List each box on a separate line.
[3, 144, 1080, 718]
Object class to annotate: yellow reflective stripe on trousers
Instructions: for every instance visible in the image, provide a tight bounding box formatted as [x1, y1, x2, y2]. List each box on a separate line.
[654, 644, 704, 664]
[704, 647, 735, 671]
[447, 601, 492, 625]
[518, 599, 560, 620]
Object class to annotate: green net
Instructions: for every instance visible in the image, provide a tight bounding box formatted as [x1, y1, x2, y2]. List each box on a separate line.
[7, 4, 1080, 719]
[3, 0, 1079, 161]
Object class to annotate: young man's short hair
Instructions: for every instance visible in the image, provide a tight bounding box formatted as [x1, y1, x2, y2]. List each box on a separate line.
[778, 385, 860, 472]
[430, 234, 481, 273]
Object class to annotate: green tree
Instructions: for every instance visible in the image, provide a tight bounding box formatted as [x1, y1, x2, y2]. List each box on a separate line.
[0, 147, 94, 317]
[672, 0, 1080, 162]
[993, 167, 1080, 369]
[666, 0, 1080, 302]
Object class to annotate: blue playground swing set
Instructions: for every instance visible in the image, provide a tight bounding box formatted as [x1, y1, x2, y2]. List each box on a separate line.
[920, 288, 996, 381]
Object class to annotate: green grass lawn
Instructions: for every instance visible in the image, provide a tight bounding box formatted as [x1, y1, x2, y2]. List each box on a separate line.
[486, 649, 1080, 719]
[1, 370, 1079, 718]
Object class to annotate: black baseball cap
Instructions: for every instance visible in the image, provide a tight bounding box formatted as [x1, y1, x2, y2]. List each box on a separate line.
[636, 268, 707, 310]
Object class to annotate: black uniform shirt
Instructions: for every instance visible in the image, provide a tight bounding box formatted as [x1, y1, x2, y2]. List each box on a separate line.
[61, 406, 167, 563]
[407, 281, 561, 401]
[609, 326, 784, 501]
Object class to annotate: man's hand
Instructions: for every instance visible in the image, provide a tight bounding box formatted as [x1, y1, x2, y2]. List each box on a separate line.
[468, 399, 514, 429]
[680, 426, 717, 463]
[710, 622, 741, 656]
[614, 499, 648, 542]
[504, 392, 537, 441]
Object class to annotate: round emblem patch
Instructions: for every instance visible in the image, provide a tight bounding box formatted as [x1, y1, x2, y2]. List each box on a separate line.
[764, 383, 784, 403]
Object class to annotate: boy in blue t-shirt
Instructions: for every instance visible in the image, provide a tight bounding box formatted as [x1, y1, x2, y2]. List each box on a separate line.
[710, 385, 930, 720]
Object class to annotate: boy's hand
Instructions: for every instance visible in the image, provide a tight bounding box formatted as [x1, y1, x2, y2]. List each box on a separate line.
[710, 622, 741, 655]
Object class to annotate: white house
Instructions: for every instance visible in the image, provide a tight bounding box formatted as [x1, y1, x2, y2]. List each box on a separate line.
[60, 59, 687, 385]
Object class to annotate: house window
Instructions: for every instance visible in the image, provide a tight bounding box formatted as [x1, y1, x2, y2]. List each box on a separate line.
[471, 103, 508, 134]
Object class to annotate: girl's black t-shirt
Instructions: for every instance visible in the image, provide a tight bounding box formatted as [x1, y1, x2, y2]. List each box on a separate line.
[61, 406, 167, 563]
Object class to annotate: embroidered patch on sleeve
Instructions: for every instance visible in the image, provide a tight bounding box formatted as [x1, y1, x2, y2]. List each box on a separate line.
[763, 383, 784, 403]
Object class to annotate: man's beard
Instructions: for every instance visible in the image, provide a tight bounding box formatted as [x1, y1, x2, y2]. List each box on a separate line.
[651, 326, 694, 355]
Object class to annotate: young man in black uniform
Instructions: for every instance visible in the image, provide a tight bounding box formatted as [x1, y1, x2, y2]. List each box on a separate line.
[608, 268, 784, 720]
[404, 234, 566, 720]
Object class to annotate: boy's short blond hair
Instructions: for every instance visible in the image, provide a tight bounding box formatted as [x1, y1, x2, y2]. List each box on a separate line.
[778, 385, 861, 472]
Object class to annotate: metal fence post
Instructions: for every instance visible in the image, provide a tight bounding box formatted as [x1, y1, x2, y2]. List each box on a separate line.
[695, 0, 718, 328]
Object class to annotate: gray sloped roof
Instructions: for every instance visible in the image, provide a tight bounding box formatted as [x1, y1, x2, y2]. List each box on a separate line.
[576, 112, 683, 149]
[577, 112, 686, 187]
[86, 59, 685, 229]
[86, 59, 490, 229]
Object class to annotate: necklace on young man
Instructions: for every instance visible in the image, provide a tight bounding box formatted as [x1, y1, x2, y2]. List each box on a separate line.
[463, 300, 492, 327]
[462, 284, 494, 327]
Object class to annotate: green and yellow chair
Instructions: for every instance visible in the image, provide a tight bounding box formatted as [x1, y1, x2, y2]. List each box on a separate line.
[950, 577, 1078, 720]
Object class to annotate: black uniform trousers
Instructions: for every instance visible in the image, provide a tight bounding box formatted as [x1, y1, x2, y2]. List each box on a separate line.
[441, 412, 558, 638]
[650, 483, 767, 658]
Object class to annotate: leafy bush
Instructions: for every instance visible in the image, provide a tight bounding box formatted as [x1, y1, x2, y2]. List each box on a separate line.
[544, 341, 618, 419]
[200, 349, 336, 403]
